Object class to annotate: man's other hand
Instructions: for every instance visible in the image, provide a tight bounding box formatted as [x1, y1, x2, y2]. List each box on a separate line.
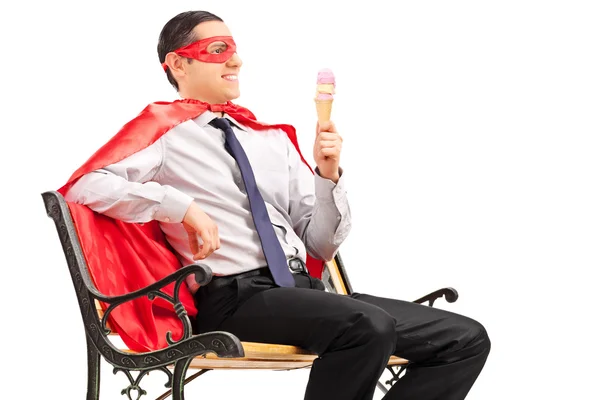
[182, 202, 220, 260]
[313, 121, 342, 183]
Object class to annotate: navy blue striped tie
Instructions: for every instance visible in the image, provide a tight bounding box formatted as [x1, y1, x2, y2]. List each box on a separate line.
[210, 117, 295, 287]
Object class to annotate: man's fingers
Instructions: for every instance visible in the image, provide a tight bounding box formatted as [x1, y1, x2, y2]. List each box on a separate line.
[317, 131, 341, 141]
[319, 139, 341, 149]
[316, 121, 337, 135]
[184, 210, 220, 260]
[211, 227, 218, 254]
[192, 226, 221, 260]
[320, 147, 340, 157]
[319, 131, 342, 139]
[194, 245, 211, 260]
[187, 231, 199, 255]
[201, 229, 214, 259]
[214, 226, 221, 250]
[192, 229, 211, 260]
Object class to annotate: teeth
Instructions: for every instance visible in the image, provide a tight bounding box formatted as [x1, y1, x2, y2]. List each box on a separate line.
[223, 75, 238, 81]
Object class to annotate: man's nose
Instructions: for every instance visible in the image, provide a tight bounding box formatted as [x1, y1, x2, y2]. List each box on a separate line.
[227, 52, 243, 68]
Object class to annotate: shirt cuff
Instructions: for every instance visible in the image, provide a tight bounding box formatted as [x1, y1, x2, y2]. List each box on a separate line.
[315, 167, 345, 202]
[154, 185, 194, 223]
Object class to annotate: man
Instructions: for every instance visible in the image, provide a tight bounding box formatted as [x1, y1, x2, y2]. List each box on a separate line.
[65, 10, 490, 400]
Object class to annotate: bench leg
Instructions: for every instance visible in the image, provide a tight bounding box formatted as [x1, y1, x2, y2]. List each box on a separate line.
[377, 365, 408, 395]
[86, 334, 101, 400]
[377, 381, 389, 394]
[170, 358, 193, 400]
[155, 369, 210, 400]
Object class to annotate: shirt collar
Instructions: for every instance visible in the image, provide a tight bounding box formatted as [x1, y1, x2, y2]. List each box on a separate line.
[196, 110, 248, 132]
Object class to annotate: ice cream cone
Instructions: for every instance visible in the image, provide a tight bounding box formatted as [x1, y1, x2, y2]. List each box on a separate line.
[315, 98, 333, 122]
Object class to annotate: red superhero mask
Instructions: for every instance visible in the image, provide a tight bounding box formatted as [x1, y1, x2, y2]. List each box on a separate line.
[161, 36, 237, 71]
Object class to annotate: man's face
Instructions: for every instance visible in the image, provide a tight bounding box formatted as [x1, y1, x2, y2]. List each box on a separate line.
[175, 21, 242, 103]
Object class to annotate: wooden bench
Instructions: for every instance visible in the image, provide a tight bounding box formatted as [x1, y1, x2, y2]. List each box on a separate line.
[43, 190, 459, 399]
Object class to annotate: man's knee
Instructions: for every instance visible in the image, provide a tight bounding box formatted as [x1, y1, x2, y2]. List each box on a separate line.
[456, 316, 491, 356]
[344, 308, 397, 353]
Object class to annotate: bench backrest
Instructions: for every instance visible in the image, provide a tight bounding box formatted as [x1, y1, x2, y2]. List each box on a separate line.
[42, 191, 111, 344]
[323, 256, 352, 295]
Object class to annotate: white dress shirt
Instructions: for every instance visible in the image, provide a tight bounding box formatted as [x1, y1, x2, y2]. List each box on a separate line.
[66, 110, 351, 291]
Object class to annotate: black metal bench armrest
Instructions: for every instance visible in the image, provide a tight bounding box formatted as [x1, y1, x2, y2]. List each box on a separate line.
[91, 263, 212, 304]
[99, 330, 245, 371]
[97, 264, 213, 344]
[413, 287, 459, 307]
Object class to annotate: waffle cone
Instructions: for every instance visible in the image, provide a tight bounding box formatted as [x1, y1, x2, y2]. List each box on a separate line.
[315, 98, 333, 122]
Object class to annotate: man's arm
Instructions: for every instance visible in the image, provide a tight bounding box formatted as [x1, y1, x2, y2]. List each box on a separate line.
[65, 138, 220, 260]
[288, 122, 351, 261]
[65, 139, 193, 224]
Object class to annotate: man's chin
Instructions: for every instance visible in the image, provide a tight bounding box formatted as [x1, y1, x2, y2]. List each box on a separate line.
[225, 89, 241, 102]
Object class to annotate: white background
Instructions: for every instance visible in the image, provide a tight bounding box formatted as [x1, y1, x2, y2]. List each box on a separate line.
[1, 0, 599, 399]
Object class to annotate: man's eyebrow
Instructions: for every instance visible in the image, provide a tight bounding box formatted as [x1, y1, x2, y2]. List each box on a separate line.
[207, 41, 228, 49]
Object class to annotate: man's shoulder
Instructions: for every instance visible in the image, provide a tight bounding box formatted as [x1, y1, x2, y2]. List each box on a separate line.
[132, 100, 203, 123]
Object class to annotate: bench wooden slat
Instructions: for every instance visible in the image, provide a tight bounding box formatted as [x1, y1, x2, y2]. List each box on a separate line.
[188, 358, 315, 370]
[325, 259, 348, 295]
[177, 356, 406, 371]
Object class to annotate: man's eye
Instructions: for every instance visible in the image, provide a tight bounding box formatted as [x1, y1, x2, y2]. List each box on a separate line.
[214, 48, 224, 54]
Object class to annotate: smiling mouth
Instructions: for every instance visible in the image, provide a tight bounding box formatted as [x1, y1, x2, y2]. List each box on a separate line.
[222, 74, 238, 82]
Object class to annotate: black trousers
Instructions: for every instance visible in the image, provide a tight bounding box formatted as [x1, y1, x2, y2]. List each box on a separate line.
[193, 268, 491, 400]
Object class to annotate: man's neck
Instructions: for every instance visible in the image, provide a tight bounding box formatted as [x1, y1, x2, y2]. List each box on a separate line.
[178, 95, 227, 117]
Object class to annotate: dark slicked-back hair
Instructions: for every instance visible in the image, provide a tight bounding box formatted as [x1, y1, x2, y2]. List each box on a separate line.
[157, 11, 223, 91]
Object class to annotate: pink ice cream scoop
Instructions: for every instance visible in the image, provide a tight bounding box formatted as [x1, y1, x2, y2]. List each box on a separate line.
[316, 93, 333, 100]
[317, 68, 336, 86]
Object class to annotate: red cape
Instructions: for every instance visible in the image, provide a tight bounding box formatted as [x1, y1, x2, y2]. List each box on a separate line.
[59, 99, 324, 352]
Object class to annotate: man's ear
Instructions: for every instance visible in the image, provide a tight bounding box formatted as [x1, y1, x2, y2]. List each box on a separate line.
[165, 53, 186, 78]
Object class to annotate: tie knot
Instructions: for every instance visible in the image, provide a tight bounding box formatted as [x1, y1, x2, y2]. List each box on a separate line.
[209, 117, 232, 131]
